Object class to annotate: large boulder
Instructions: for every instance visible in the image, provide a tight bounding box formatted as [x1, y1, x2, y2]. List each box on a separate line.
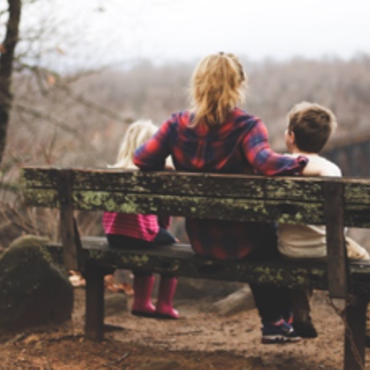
[0, 235, 73, 331]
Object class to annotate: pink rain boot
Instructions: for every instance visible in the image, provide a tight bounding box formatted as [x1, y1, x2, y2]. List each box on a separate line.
[155, 276, 179, 319]
[131, 274, 156, 317]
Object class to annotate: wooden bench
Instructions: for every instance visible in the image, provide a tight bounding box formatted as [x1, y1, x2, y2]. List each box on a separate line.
[21, 167, 370, 370]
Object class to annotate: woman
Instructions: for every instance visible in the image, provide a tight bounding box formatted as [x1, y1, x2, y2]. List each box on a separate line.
[134, 52, 310, 343]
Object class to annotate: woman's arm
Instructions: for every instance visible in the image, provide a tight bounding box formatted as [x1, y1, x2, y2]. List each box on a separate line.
[134, 117, 175, 170]
[242, 118, 308, 176]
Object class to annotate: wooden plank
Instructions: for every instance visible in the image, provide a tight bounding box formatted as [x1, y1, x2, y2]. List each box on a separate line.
[22, 167, 370, 205]
[24, 188, 325, 225]
[41, 236, 370, 299]
[324, 182, 348, 298]
[48, 237, 327, 287]
[22, 167, 322, 200]
[41, 240, 370, 296]
[84, 268, 105, 340]
[23, 187, 370, 228]
[57, 170, 84, 271]
[344, 296, 367, 370]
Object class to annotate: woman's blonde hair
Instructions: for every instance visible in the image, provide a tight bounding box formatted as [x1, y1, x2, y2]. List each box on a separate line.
[190, 52, 247, 127]
[109, 119, 157, 169]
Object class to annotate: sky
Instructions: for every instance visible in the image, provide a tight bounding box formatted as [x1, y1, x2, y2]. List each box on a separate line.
[16, 0, 370, 69]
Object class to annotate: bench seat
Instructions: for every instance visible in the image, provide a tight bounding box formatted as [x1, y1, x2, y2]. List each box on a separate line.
[43, 236, 370, 296]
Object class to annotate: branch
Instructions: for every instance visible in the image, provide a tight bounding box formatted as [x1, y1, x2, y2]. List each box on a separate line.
[14, 103, 100, 161]
[57, 83, 132, 124]
[12, 62, 132, 124]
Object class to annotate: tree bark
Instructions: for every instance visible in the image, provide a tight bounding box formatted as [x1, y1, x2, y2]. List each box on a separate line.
[0, 0, 21, 164]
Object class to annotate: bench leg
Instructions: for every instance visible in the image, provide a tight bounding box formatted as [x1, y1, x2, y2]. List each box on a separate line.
[344, 296, 366, 370]
[85, 268, 105, 340]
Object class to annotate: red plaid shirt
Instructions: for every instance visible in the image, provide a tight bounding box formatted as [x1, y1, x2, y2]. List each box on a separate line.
[134, 108, 308, 259]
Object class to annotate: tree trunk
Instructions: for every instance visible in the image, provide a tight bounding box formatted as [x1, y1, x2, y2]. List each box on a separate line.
[0, 0, 21, 164]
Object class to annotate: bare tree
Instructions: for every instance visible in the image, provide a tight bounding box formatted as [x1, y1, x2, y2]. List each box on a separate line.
[0, 0, 21, 164]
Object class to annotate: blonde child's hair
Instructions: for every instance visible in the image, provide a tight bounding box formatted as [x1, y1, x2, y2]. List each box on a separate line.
[109, 119, 157, 169]
[287, 102, 338, 153]
[189, 52, 248, 127]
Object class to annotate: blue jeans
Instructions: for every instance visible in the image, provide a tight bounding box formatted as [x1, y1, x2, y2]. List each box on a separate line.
[106, 228, 177, 278]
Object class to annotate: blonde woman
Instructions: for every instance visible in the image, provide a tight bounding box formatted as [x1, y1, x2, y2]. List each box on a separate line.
[134, 53, 315, 343]
[103, 120, 179, 319]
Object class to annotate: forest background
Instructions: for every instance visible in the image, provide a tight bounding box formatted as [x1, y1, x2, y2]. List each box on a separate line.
[1, 0, 370, 251]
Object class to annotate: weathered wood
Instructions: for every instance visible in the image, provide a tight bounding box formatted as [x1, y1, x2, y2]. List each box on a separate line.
[21, 168, 323, 200]
[22, 167, 370, 205]
[84, 268, 105, 340]
[21, 168, 370, 228]
[25, 188, 326, 225]
[23, 187, 370, 228]
[344, 296, 367, 370]
[324, 182, 348, 298]
[41, 238, 370, 296]
[57, 170, 84, 271]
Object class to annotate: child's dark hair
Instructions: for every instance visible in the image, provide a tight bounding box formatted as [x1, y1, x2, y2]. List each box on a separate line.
[287, 102, 337, 153]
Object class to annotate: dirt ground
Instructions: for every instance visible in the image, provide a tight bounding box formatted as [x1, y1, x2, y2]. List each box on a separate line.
[0, 288, 369, 370]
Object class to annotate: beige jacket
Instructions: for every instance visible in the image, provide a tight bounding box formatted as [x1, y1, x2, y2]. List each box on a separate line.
[278, 154, 370, 261]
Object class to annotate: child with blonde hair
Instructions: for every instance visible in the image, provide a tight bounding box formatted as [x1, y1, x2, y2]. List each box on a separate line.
[278, 102, 370, 337]
[103, 119, 179, 319]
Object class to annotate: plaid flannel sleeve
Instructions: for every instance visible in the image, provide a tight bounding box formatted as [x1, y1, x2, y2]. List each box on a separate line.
[242, 118, 308, 176]
[134, 117, 174, 170]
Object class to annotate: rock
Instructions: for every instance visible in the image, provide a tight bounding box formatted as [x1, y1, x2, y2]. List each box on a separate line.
[208, 286, 255, 316]
[176, 277, 243, 300]
[104, 293, 128, 317]
[0, 235, 74, 331]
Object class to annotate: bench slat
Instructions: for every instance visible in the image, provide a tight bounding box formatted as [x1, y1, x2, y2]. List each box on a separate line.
[43, 237, 370, 293]
[324, 182, 348, 298]
[57, 170, 84, 271]
[24, 188, 324, 224]
[22, 167, 370, 204]
[23, 188, 370, 228]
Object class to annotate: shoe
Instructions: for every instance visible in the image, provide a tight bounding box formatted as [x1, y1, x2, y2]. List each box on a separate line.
[293, 321, 318, 338]
[155, 276, 179, 319]
[131, 274, 156, 317]
[262, 319, 301, 344]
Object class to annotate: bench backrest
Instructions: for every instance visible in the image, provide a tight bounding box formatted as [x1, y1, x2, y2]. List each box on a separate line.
[22, 167, 370, 227]
[21, 167, 370, 298]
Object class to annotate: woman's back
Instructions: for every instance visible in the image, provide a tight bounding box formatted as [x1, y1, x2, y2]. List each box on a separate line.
[169, 108, 256, 174]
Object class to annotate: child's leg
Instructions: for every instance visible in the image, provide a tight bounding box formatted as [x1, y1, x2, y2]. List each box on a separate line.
[155, 274, 179, 319]
[292, 287, 313, 322]
[250, 284, 300, 344]
[291, 287, 318, 338]
[132, 272, 156, 317]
